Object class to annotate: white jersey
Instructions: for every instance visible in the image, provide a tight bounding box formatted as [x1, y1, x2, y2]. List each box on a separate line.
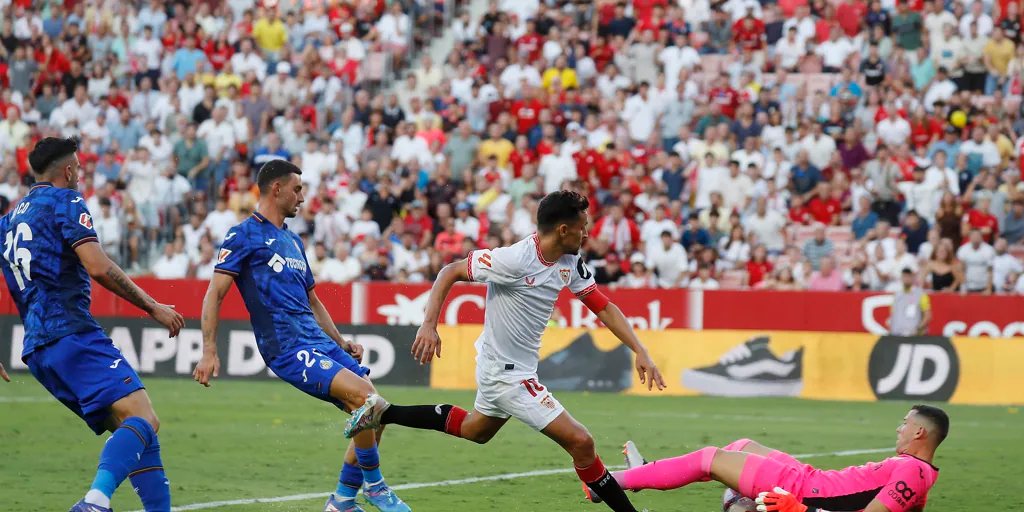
[468, 235, 597, 380]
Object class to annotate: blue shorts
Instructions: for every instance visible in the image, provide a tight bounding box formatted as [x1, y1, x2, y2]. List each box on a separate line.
[25, 329, 145, 435]
[268, 342, 370, 410]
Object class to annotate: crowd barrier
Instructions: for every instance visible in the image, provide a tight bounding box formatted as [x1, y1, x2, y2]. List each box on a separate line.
[4, 279, 1020, 337]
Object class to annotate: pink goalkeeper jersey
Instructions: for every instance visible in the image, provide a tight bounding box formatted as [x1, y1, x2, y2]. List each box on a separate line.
[799, 454, 938, 511]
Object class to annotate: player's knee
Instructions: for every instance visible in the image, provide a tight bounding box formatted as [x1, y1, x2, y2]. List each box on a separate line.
[723, 438, 754, 452]
[568, 429, 596, 458]
[464, 429, 495, 444]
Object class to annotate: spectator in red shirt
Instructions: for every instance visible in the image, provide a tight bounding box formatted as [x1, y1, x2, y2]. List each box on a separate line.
[434, 217, 466, 263]
[508, 135, 538, 178]
[512, 88, 545, 135]
[592, 202, 641, 252]
[732, 12, 766, 53]
[836, 0, 868, 37]
[789, 194, 813, 225]
[909, 106, 942, 149]
[807, 181, 842, 225]
[405, 200, 435, 247]
[515, 19, 544, 63]
[708, 74, 740, 118]
[745, 244, 774, 287]
[963, 196, 1000, 243]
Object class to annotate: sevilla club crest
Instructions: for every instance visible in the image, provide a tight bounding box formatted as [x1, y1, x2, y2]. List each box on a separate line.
[559, 268, 570, 285]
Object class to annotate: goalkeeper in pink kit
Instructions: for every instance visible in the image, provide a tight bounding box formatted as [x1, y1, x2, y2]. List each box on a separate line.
[598, 405, 947, 512]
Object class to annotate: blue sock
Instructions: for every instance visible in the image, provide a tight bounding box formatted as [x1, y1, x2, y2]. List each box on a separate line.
[129, 435, 171, 512]
[91, 417, 155, 502]
[355, 445, 384, 485]
[335, 462, 363, 499]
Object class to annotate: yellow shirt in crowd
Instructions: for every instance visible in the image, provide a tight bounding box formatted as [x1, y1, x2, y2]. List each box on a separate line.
[253, 18, 288, 52]
[542, 67, 579, 91]
[478, 137, 514, 168]
[984, 39, 1016, 75]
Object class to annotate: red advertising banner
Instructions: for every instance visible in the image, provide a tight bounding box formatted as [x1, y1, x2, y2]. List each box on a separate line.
[360, 282, 687, 331]
[3, 277, 1019, 337]
[702, 290, 1024, 338]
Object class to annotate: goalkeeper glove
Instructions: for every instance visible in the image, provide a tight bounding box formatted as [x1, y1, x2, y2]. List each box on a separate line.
[756, 487, 809, 512]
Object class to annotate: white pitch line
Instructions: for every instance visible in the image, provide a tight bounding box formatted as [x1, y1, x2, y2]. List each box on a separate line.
[128, 447, 893, 512]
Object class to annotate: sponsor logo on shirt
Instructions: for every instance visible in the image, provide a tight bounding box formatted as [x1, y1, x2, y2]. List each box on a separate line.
[267, 253, 307, 274]
[888, 481, 916, 507]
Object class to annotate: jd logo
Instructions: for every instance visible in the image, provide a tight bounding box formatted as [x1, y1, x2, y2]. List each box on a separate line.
[868, 336, 959, 402]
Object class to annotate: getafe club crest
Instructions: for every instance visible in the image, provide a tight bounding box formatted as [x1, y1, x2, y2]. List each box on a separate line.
[559, 268, 571, 285]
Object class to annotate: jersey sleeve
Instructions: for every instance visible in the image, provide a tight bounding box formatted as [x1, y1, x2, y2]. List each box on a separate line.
[54, 194, 99, 248]
[569, 254, 598, 297]
[213, 229, 252, 278]
[570, 254, 610, 313]
[876, 461, 931, 512]
[467, 246, 523, 285]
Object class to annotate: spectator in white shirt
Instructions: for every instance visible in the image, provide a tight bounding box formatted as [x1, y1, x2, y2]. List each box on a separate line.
[191, 241, 217, 280]
[816, 27, 856, 72]
[721, 160, 755, 213]
[646, 231, 689, 288]
[181, 213, 208, 260]
[689, 263, 721, 289]
[991, 238, 1024, 292]
[454, 202, 481, 241]
[959, 2, 993, 39]
[744, 197, 789, 254]
[774, 27, 807, 71]
[93, 198, 122, 263]
[622, 83, 657, 143]
[925, 149, 960, 195]
[319, 242, 363, 284]
[619, 253, 656, 288]
[904, 167, 941, 223]
[152, 239, 191, 279]
[538, 144, 578, 194]
[640, 205, 679, 249]
[313, 197, 352, 250]
[876, 109, 912, 148]
[956, 229, 996, 293]
[351, 208, 382, 240]
[203, 198, 239, 243]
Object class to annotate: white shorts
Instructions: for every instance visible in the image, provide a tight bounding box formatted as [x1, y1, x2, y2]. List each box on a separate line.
[473, 357, 565, 431]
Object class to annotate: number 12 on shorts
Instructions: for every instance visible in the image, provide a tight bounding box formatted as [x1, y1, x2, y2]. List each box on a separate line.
[521, 378, 546, 397]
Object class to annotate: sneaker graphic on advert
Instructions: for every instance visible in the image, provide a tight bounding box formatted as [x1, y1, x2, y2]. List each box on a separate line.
[681, 336, 804, 397]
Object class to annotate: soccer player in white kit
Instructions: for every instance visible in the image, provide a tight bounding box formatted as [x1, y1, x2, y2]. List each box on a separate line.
[345, 190, 667, 512]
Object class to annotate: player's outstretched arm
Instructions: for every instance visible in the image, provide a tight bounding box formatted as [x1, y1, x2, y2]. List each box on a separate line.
[76, 241, 184, 336]
[194, 272, 232, 387]
[0, 361, 9, 382]
[596, 303, 666, 391]
[411, 258, 470, 365]
[308, 288, 363, 362]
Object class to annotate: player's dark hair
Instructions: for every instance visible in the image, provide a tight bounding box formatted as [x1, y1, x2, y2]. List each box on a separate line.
[537, 190, 589, 233]
[28, 137, 78, 176]
[912, 404, 950, 444]
[257, 159, 302, 194]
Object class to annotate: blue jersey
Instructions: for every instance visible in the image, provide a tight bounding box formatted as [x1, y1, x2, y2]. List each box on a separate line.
[1, 182, 103, 358]
[214, 212, 325, 360]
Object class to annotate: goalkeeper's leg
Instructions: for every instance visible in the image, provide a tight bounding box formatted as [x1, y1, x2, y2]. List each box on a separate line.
[612, 449, 802, 499]
[723, 439, 806, 467]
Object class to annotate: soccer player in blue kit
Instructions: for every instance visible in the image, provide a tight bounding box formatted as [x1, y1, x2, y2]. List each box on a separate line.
[0, 137, 185, 512]
[192, 160, 410, 512]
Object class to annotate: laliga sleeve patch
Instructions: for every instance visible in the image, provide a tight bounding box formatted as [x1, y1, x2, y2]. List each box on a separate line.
[218, 248, 232, 263]
[576, 256, 592, 280]
[78, 213, 93, 229]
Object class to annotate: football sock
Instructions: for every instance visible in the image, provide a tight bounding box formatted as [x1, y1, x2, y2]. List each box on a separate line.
[128, 435, 171, 512]
[576, 456, 638, 512]
[379, 404, 468, 438]
[355, 445, 384, 485]
[88, 417, 155, 507]
[613, 447, 717, 492]
[336, 462, 363, 499]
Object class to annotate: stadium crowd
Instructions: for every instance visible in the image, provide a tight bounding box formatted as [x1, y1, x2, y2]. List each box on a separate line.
[3, 0, 1024, 295]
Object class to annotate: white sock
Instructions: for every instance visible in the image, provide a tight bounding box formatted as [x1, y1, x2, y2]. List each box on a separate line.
[84, 489, 111, 508]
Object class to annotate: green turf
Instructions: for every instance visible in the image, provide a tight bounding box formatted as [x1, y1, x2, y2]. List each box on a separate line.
[1, 378, 1020, 511]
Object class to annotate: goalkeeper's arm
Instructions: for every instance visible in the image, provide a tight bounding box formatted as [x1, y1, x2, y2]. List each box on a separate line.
[757, 488, 916, 512]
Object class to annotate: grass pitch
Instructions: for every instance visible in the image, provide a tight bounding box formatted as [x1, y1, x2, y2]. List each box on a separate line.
[1, 378, 1020, 511]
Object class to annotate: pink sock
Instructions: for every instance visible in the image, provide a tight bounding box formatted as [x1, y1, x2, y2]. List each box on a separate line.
[615, 447, 717, 491]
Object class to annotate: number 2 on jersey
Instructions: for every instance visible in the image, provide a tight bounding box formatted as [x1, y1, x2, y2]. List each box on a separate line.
[3, 223, 33, 290]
